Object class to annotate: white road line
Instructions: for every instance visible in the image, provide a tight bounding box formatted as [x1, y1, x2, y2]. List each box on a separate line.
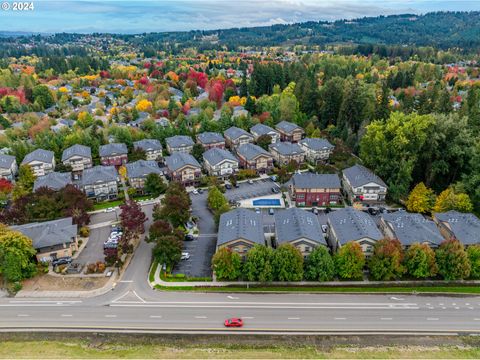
[465, 303, 470, 306]
[427, 318, 439, 321]
[287, 317, 300, 320]
[455, 307, 460, 310]
[381, 318, 393, 320]
[119, 280, 133, 283]
[242, 317, 255, 319]
[17, 314, 29, 317]
[132, 290, 146, 303]
[428, 307, 434, 309]
[334, 317, 346, 320]
[469, 307, 474, 310]
[110, 304, 419, 310]
[227, 296, 239, 300]
[9, 300, 81, 304]
[60, 314, 73, 317]
[149, 315, 162, 318]
[474, 318, 480, 321]
[105, 315, 117, 318]
[439, 303, 444, 306]
[452, 303, 457, 306]
[195, 316, 207, 319]
[442, 307, 447, 310]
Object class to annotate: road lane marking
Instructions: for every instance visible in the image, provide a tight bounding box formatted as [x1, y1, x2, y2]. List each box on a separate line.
[110, 304, 419, 310]
[288, 317, 300, 320]
[17, 314, 29, 317]
[195, 316, 207, 319]
[381, 318, 393, 320]
[149, 315, 162, 318]
[242, 317, 254, 319]
[455, 307, 460, 310]
[132, 290, 146, 303]
[119, 280, 133, 283]
[474, 318, 480, 321]
[469, 307, 474, 310]
[334, 318, 346, 320]
[227, 296, 239, 300]
[105, 315, 117, 318]
[427, 318, 439, 321]
[61, 314, 73, 317]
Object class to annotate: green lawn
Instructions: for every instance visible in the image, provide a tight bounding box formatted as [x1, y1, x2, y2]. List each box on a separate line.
[93, 200, 124, 211]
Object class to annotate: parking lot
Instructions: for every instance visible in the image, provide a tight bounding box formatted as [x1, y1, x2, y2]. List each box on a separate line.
[73, 226, 110, 266]
[224, 178, 280, 202]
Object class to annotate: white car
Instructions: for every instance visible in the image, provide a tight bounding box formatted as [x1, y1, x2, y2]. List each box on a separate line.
[192, 189, 198, 195]
[181, 252, 190, 260]
[321, 225, 328, 233]
[248, 179, 254, 184]
[104, 207, 115, 213]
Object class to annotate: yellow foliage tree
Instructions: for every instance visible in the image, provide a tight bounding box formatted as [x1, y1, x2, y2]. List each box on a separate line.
[136, 99, 153, 112]
[405, 182, 436, 214]
[433, 188, 473, 213]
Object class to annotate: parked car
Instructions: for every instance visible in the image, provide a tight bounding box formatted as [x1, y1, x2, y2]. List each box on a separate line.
[225, 183, 232, 190]
[185, 220, 196, 230]
[234, 183, 240, 188]
[224, 318, 243, 327]
[52, 257, 72, 267]
[181, 252, 190, 260]
[312, 207, 319, 215]
[248, 179, 254, 184]
[325, 207, 332, 214]
[197, 188, 204, 194]
[192, 189, 198, 195]
[271, 187, 279, 194]
[321, 225, 328, 233]
[184, 234, 195, 241]
[268, 208, 274, 215]
[255, 208, 261, 214]
[104, 207, 115, 213]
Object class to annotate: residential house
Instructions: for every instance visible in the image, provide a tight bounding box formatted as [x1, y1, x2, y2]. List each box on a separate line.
[21, 149, 56, 177]
[298, 138, 334, 164]
[274, 208, 328, 257]
[250, 123, 280, 144]
[134, 139, 163, 162]
[232, 105, 249, 119]
[33, 171, 72, 192]
[12, 217, 78, 262]
[275, 121, 304, 142]
[342, 164, 388, 203]
[433, 211, 480, 247]
[216, 208, 265, 257]
[379, 211, 444, 248]
[81, 165, 118, 201]
[236, 143, 274, 174]
[203, 148, 239, 178]
[224, 126, 254, 149]
[165, 135, 194, 154]
[61, 144, 92, 179]
[268, 142, 305, 166]
[165, 152, 202, 186]
[289, 173, 341, 207]
[126, 160, 163, 192]
[99, 143, 128, 167]
[196, 132, 225, 150]
[0, 154, 17, 181]
[327, 207, 383, 257]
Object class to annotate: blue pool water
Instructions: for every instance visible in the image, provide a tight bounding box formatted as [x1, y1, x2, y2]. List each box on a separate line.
[252, 199, 281, 206]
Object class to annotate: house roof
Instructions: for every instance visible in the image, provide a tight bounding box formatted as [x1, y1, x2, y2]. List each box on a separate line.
[382, 211, 444, 246]
[165, 135, 194, 149]
[61, 144, 91, 162]
[126, 160, 162, 179]
[434, 210, 480, 245]
[99, 143, 128, 157]
[165, 152, 201, 172]
[343, 164, 387, 188]
[224, 126, 253, 141]
[81, 165, 117, 186]
[275, 208, 327, 246]
[327, 207, 383, 244]
[33, 171, 72, 191]
[12, 217, 77, 250]
[275, 121, 303, 134]
[291, 173, 341, 189]
[269, 142, 304, 156]
[0, 154, 16, 169]
[250, 123, 278, 137]
[299, 137, 334, 151]
[203, 148, 238, 166]
[22, 149, 54, 165]
[197, 132, 225, 145]
[217, 208, 264, 247]
[236, 143, 272, 161]
[134, 139, 162, 152]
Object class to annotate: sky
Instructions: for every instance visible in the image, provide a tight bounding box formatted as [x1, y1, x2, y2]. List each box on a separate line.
[0, 0, 479, 34]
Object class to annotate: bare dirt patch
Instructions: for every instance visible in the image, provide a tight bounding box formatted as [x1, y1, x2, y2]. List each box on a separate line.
[21, 274, 109, 292]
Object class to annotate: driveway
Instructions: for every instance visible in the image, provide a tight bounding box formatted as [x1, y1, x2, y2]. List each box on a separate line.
[73, 226, 110, 266]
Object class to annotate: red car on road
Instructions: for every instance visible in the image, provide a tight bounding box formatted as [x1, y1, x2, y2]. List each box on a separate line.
[224, 318, 243, 327]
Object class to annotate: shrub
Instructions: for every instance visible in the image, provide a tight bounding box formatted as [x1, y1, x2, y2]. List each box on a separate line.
[86, 263, 97, 274]
[79, 226, 90, 237]
[96, 261, 106, 273]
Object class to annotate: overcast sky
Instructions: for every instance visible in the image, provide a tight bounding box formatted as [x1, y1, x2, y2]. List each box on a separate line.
[1, 0, 479, 34]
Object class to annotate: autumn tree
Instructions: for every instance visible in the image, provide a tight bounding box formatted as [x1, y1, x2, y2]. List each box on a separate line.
[406, 182, 435, 214]
[243, 244, 274, 282]
[120, 200, 147, 234]
[207, 186, 228, 212]
[433, 187, 473, 213]
[304, 246, 335, 281]
[404, 243, 438, 279]
[211, 247, 242, 281]
[335, 241, 365, 280]
[272, 243, 304, 281]
[435, 239, 471, 280]
[467, 245, 480, 280]
[0, 226, 37, 283]
[32, 85, 54, 109]
[13, 165, 35, 200]
[0, 178, 13, 203]
[368, 238, 405, 280]
[144, 173, 167, 197]
[147, 220, 173, 241]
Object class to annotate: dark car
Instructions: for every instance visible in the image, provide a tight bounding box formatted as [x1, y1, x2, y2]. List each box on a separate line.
[52, 257, 72, 267]
[325, 207, 332, 214]
[225, 184, 232, 190]
[271, 187, 279, 194]
[234, 183, 240, 188]
[197, 188, 204, 194]
[184, 234, 195, 241]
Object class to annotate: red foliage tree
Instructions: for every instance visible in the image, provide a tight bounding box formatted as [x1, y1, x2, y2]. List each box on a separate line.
[188, 69, 208, 89]
[120, 200, 148, 234]
[208, 80, 225, 107]
[99, 70, 110, 78]
[0, 178, 13, 194]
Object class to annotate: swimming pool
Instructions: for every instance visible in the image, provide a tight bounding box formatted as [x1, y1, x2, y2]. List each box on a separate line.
[252, 198, 281, 206]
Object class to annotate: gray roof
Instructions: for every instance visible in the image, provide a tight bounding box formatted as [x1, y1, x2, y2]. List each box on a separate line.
[0, 154, 16, 169]
[275, 121, 303, 134]
[291, 173, 341, 189]
[269, 142, 304, 156]
[382, 211, 444, 246]
[250, 123, 278, 137]
[328, 207, 383, 244]
[12, 217, 77, 250]
[217, 208, 264, 247]
[165, 135, 194, 149]
[343, 164, 387, 188]
[81, 165, 117, 186]
[236, 143, 272, 161]
[203, 148, 238, 166]
[165, 152, 201, 172]
[434, 211, 480, 245]
[22, 149, 54, 165]
[299, 137, 334, 151]
[197, 132, 224, 145]
[99, 143, 128, 157]
[224, 126, 253, 141]
[134, 139, 162, 152]
[34, 171, 72, 191]
[275, 208, 327, 246]
[126, 160, 162, 179]
[61, 144, 91, 162]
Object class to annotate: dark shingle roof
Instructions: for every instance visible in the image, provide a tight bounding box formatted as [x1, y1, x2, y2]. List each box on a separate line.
[275, 121, 303, 134]
[165, 152, 201, 172]
[126, 160, 162, 179]
[291, 173, 340, 189]
[81, 165, 117, 186]
[343, 164, 387, 188]
[328, 207, 383, 244]
[236, 143, 271, 161]
[165, 135, 194, 149]
[22, 149, 54, 165]
[0, 154, 16, 169]
[99, 143, 128, 157]
[61, 144, 91, 162]
[134, 139, 162, 152]
[434, 211, 480, 245]
[217, 208, 264, 246]
[275, 208, 327, 246]
[203, 148, 238, 166]
[251, 123, 278, 137]
[34, 171, 72, 191]
[197, 132, 224, 145]
[269, 142, 304, 156]
[224, 126, 253, 141]
[299, 137, 334, 151]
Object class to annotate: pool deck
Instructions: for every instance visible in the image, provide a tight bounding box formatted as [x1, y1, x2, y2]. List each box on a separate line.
[238, 193, 285, 208]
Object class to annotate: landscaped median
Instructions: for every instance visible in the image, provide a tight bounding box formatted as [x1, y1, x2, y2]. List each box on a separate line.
[149, 261, 480, 294]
